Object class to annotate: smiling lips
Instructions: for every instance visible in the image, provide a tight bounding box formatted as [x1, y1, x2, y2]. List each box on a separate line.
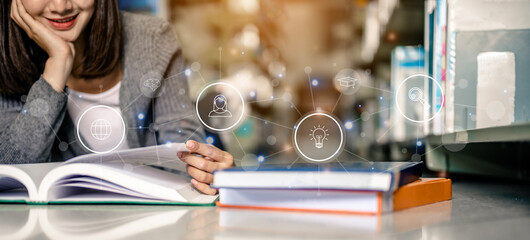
[46, 14, 79, 30]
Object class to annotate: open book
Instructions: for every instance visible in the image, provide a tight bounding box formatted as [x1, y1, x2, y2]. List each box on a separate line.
[0, 144, 218, 205]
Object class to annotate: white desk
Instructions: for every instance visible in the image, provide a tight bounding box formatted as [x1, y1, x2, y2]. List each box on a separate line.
[1, 179, 528, 239]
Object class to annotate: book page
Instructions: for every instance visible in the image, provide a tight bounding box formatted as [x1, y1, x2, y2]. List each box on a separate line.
[64, 143, 188, 171]
[14, 163, 61, 190]
[0, 163, 59, 201]
[39, 163, 217, 204]
[0, 176, 25, 191]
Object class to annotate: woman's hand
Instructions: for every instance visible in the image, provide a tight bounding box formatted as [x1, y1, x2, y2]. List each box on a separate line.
[10, 0, 75, 92]
[178, 140, 234, 195]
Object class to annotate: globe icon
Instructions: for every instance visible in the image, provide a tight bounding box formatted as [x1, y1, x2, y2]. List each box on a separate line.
[90, 119, 112, 140]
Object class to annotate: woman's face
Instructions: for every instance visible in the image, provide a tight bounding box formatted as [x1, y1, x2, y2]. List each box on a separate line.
[21, 0, 95, 42]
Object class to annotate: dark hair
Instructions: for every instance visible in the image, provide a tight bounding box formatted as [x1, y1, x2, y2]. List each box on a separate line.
[0, 0, 122, 97]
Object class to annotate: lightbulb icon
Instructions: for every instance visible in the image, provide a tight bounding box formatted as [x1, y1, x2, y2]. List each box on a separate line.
[309, 125, 329, 149]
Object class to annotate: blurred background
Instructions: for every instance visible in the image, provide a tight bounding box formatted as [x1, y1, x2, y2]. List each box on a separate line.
[118, 0, 530, 180]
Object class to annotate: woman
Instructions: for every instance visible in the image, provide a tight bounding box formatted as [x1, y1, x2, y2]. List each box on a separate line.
[0, 0, 231, 195]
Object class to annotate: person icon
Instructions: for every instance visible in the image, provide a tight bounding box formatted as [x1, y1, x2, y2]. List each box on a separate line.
[208, 94, 233, 118]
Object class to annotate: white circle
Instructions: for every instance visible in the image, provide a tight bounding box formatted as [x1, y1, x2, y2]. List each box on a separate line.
[395, 74, 445, 123]
[282, 92, 292, 102]
[266, 135, 277, 145]
[271, 79, 280, 87]
[304, 66, 312, 74]
[486, 101, 505, 121]
[29, 98, 49, 117]
[333, 68, 362, 95]
[241, 154, 260, 171]
[140, 72, 164, 98]
[361, 111, 371, 121]
[195, 82, 246, 132]
[76, 105, 126, 154]
[458, 79, 468, 89]
[123, 164, 134, 172]
[178, 88, 186, 95]
[191, 62, 201, 72]
[442, 126, 467, 152]
[58, 142, 68, 152]
[293, 112, 345, 163]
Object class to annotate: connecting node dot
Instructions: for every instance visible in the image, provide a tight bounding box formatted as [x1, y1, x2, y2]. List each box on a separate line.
[304, 66, 312, 74]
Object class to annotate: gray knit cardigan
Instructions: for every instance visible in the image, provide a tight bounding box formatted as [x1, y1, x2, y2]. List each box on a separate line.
[0, 12, 205, 164]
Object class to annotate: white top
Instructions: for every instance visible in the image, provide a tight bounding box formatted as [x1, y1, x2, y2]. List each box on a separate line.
[67, 82, 130, 153]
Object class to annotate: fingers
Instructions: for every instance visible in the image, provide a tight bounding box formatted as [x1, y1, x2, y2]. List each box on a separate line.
[191, 179, 217, 195]
[15, 0, 37, 31]
[186, 164, 214, 184]
[179, 152, 223, 173]
[186, 140, 233, 164]
[180, 141, 234, 196]
[67, 42, 75, 56]
[10, 0, 31, 35]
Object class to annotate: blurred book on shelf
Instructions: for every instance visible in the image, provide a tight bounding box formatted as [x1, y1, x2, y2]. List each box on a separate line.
[118, 0, 168, 19]
[445, 0, 530, 131]
[390, 46, 425, 142]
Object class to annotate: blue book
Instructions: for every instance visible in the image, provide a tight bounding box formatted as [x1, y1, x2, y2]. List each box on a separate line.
[212, 162, 423, 192]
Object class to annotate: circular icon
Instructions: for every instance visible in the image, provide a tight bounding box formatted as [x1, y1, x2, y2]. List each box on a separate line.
[395, 74, 444, 123]
[76, 105, 127, 154]
[441, 125, 468, 152]
[333, 69, 362, 96]
[241, 153, 260, 171]
[139, 71, 165, 98]
[29, 98, 50, 117]
[293, 112, 345, 163]
[196, 82, 245, 132]
[209, 95, 233, 117]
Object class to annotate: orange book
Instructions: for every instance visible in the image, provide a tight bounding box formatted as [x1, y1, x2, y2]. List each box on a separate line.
[392, 178, 452, 211]
[217, 178, 452, 214]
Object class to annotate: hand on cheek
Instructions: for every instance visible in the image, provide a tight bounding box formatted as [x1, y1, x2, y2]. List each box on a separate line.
[10, 0, 74, 92]
[177, 140, 234, 195]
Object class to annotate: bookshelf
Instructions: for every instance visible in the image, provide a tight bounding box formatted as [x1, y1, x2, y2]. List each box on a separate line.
[359, 0, 530, 180]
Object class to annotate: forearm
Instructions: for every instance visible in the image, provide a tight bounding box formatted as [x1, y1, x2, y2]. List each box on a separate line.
[156, 113, 206, 144]
[42, 56, 73, 93]
[0, 77, 68, 164]
[155, 54, 205, 144]
[154, 81, 205, 144]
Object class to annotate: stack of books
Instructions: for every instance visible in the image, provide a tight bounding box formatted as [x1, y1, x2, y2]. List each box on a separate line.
[213, 162, 451, 214]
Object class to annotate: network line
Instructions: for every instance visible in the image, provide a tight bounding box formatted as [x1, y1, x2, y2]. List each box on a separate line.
[231, 130, 247, 155]
[306, 71, 316, 111]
